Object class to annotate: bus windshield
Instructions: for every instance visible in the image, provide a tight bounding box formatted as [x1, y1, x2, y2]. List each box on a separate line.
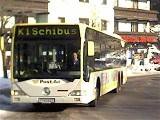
[13, 25, 81, 81]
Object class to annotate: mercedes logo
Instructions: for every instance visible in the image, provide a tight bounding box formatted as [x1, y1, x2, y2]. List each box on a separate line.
[42, 87, 51, 96]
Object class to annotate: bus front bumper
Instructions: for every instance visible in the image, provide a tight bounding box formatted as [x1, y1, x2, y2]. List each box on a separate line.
[11, 95, 94, 104]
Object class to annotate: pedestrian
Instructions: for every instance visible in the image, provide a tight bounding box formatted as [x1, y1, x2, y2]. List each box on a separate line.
[140, 51, 144, 66]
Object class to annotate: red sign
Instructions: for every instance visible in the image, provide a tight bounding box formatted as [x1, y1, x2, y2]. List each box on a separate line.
[121, 35, 157, 43]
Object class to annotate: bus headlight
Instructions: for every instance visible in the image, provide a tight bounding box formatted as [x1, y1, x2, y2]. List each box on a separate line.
[11, 90, 26, 96]
[68, 90, 86, 96]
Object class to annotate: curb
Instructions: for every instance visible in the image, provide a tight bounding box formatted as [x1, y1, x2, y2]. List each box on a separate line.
[127, 71, 160, 77]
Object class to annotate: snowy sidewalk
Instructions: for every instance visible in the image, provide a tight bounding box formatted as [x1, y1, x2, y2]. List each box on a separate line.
[127, 65, 160, 77]
[0, 78, 11, 90]
[0, 78, 11, 97]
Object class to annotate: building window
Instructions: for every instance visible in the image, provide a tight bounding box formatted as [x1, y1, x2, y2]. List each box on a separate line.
[58, 17, 65, 23]
[79, 18, 89, 25]
[79, 0, 89, 3]
[138, 22, 147, 32]
[119, 22, 131, 32]
[15, 15, 28, 23]
[101, 20, 107, 31]
[102, 0, 107, 5]
[114, 20, 119, 32]
[133, 0, 138, 9]
[131, 22, 138, 32]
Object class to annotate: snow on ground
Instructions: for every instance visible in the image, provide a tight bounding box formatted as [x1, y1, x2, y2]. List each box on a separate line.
[0, 78, 11, 90]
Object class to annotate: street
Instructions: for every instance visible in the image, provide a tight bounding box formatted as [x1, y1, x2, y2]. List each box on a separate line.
[0, 74, 160, 120]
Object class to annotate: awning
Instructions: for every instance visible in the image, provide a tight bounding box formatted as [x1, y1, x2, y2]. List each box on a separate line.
[121, 35, 158, 43]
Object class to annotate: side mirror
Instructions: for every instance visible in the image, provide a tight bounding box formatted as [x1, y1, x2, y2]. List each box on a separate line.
[0, 36, 4, 50]
[83, 65, 90, 82]
[88, 41, 94, 56]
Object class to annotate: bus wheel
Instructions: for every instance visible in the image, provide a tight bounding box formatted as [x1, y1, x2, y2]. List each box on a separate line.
[89, 87, 99, 107]
[112, 80, 121, 93]
[116, 81, 122, 93]
[89, 84, 100, 107]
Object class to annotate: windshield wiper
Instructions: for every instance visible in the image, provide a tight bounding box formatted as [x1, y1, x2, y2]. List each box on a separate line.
[17, 77, 32, 82]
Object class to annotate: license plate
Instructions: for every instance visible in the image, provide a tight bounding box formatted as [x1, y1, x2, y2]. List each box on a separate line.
[38, 98, 55, 103]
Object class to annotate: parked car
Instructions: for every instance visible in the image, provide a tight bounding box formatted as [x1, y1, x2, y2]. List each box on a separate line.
[150, 54, 160, 64]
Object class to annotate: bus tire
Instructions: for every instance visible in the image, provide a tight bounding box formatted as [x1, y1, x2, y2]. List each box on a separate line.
[116, 80, 122, 93]
[88, 80, 100, 107]
[112, 80, 121, 93]
[121, 71, 123, 85]
[112, 73, 122, 93]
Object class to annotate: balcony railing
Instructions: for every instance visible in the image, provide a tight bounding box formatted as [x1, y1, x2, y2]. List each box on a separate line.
[0, 0, 48, 16]
[114, 7, 158, 21]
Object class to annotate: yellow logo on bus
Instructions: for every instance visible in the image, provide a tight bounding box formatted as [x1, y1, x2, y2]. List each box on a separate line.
[32, 80, 39, 84]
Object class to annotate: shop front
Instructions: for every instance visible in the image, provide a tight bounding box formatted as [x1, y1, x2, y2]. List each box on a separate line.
[120, 33, 159, 67]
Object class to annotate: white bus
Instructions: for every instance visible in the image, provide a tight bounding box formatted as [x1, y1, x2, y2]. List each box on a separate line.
[11, 24, 127, 107]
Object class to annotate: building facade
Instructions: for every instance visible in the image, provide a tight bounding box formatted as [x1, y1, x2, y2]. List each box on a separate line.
[114, 0, 158, 47]
[0, 0, 48, 74]
[0, 0, 48, 28]
[48, 0, 159, 45]
[48, 0, 115, 34]
[2, 0, 158, 43]
[114, 0, 159, 67]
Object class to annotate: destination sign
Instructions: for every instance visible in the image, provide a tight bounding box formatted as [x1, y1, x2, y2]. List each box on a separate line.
[15, 25, 80, 40]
